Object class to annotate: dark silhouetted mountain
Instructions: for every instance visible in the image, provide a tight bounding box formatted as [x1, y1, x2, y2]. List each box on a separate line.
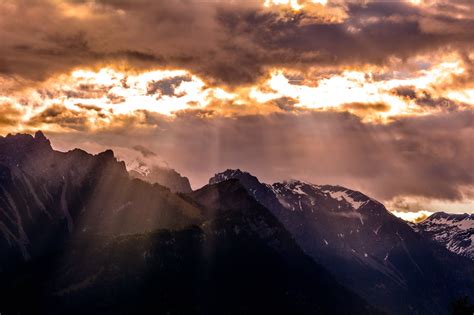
[210, 169, 474, 315]
[0, 133, 379, 315]
[411, 212, 474, 260]
[127, 159, 192, 193]
[0, 131, 202, 271]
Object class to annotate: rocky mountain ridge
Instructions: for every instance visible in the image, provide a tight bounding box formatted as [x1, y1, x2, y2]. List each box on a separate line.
[0, 135, 472, 315]
[126, 159, 192, 193]
[209, 169, 474, 315]
[411, 212, 474, 260]
[0, 132, 376, 315]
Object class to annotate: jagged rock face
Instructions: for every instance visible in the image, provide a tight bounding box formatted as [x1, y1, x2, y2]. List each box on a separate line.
[0, 173, 378, 314]
[412, 212, 474, 260]
[209, 169, 474, 315]
[189, 179, 294, 245]
[1, 134, 472, 315]
[127, 160, 192, 193]
[0, 132, 201, 270]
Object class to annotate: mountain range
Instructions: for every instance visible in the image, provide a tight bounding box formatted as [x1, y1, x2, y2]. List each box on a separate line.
[411, 212, 474, 260]
[0, 132, 472, 314]
[209, 169, 474, 314]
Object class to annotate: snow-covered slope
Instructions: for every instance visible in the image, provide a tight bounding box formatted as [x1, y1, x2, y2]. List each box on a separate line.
[411, 212, 474, 260]
[209, 169, 474, 315]
[126, 159, 192, 193]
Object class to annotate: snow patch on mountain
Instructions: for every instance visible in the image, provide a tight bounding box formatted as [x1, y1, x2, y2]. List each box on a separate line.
[322, 189, 368, 210]
[428, 215, 474, 230]
[126, 158, 192, 193]
[412, 212, 474, 260]
[126, 159, 151, 177]
[210, 169, 246, 184]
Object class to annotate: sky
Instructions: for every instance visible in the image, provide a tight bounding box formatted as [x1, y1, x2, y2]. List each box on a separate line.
[0, 0, 473, 221]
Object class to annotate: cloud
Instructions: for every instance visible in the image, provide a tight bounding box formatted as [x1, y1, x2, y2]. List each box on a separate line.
[146, 75, 192, 96]
[339, 102, 390, 116]
[391, 86, 418, 100]
[0, 0, 472, 213]
[0, 0, 473, 87]
[132, 145, 156, 158]
[0, 103, 23, 127]
[27, 104, 91, 131]
[390, 210, 434, 223]
[391, 86, 470, 112]
[3, 56, 468, 130]
[45, 109, 474, 204]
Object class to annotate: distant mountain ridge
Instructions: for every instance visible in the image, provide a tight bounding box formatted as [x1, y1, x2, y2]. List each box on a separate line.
[0, 131, 201, 269]
[209, 169, 474, 315]
[127, 159, 192, 193]
[411, 212, 474, 260]
[0, 132, 377, 315]
[0, 134, 473, 315]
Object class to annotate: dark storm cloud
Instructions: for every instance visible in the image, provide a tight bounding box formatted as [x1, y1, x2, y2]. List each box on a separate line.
[28, 104, 90, 131]
[391, 86, 418, 100]
[0, 103, 22, 126]
[65, 84, 112, 99]
[107, 93, 126, 104]
[1, 0, 473, 87]
[132, 145, 157, 158]
[146, 75, 192, 96]
[273, 97, 299, 111]
[415, 94, 466, 111]
[75, 103, 103, 112]
[340, 102, 390, 116]
[47, 109, 474, 202]
[390, 86, 470, 111]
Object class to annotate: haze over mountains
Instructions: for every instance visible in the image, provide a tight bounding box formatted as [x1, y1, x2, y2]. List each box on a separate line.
[127, 159, 192, 193]
[0, 132, 472, 314]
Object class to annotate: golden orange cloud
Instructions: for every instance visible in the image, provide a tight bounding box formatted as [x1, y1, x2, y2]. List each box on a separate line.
[264, 0, 328, 10]
[390, 210, 434, 223]
[0, 52, 472, 133]
[262, 0, 347, 24]
[249, 58, 472, 121]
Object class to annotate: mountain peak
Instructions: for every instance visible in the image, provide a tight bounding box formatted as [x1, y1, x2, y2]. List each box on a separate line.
[426, 211, 472, 222]
[209, 169, 384, 213]
[0, 131, 52, 164]
[281, 179, 314, 186]
[34, 130, 47, 141]
[97, 149, 115, 160]
[413, 211, 474, 260]
[127, 160, 192, 193]
[2, 131, 51, 147]
[209, 169, 259, 185]
[32, 131, 52, 150]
